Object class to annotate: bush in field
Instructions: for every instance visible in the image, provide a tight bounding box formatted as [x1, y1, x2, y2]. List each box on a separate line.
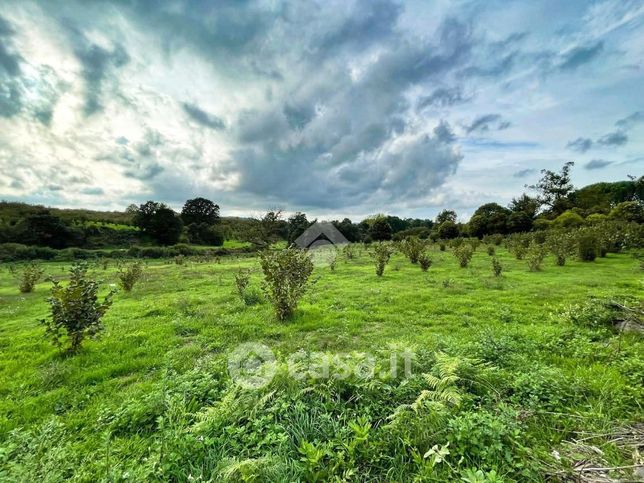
[486, 245, 495, 256]
[234, 269, 262, 306]
[491, 257, 502, 277]
[552, 210, 585, 229]
[586, 213, 608, 225]
[468, 238, 481, 251]
[118, 261, 144, 292]
[526, 243, 547, 271]
[370, 242, 394, 276]
[400, 236, 424, 264]
[439, 242, 446, 252]
[10, 261, 45, 293]
[609, 200, 644, 223]
[507, 235, 529, 260]
[577, 233, 598, 261]
[453, 244, 474, 268]
[546, 232, 575, 266]
[418, 252, 432, 272]
[342, 244, 356, 260]
[483, 234, 504, 246]
[259, 248, 314, 320]
[41, 263, 116, 352]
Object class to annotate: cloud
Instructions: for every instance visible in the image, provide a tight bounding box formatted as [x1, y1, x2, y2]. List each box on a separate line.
[182, 102, 226, 130]
[417, 86, 469, 109]
[615, 111, 644, 130]
[80, 187, 105, 195]
[559, 41, 603, 70]
[566, 137, 593, 153]
[0, 15, 24, 118]
[597, 131, 628, 146]
[464, 114, 510, 134]
[513, 168, 536, 178]
[0, 0, 640, 216]
[62, 21, 130, 116]
[584, 159, 612, 170]
[433, 120, 456, 143]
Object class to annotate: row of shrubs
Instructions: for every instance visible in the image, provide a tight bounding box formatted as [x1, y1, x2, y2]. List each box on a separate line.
[0, 243, 255, 262]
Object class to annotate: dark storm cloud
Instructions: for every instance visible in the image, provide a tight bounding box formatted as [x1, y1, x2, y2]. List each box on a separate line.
[465, 114, 509, 134]
[62, 21, 130, 116]
[513, 168, 536, 178]
[584, 159, 612, 170]
[0, 15, 23, 118]
[559, 41, 603, 70]
[566, 137, 593, 153]
[597, 131, 628, 146]
[417, 86, 469, 109]
[223, 15, 471, 207]
[182, 103, 226, 130]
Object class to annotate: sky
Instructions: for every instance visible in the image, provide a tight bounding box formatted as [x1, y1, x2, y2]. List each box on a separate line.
[0, 0, 643, 221]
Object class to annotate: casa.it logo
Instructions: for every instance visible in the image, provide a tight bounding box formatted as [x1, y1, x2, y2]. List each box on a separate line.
[294, 221, 348, 266]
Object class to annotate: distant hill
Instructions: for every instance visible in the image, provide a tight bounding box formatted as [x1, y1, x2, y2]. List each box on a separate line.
[0, 201, 134, 226]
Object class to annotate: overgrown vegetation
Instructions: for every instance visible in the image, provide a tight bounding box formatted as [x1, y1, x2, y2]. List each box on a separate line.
[0, 242, 642, 481]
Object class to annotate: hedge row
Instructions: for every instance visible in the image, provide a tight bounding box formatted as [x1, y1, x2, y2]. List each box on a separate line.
[0, 243, 255, 262]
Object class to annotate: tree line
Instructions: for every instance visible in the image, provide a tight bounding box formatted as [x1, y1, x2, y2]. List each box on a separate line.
[0, 164, 641, 251]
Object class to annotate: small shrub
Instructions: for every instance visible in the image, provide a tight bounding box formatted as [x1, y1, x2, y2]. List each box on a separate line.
[439, 242, 446, 251]
[342, 244, 356, 260]
[491, 257, 502, 277]
[556, 298, 616, 329]
[577, 233, 598, 261]
[10, 262, 45, 293]
[418, 252, 432, 272]
[41, 263, 116, 352]
[526, 243, 547, 271]
[370, 242, 394, 276]
[506, 234, 530, 260]
[546, 232, 575, 266]
[453, 244, 474, 268]
[117, 261, 144, 292]
[483, 234, 504, 246]
[400, 237, 424, 264]
[259, 248, 314, 320]
[486, 245, 495, 256]
[234, 269, 250, 301]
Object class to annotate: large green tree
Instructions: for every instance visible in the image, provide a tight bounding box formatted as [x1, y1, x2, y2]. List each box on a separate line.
[468, 203, 511, 237]
[181, 197, 220, 226]
[527, 161, 575, 216]
[132, 201, 183, 245]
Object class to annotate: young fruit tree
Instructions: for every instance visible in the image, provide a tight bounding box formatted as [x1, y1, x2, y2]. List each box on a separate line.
[41, 263, 116, 353]
[370, 242, 394, 276]
[259, 247, 314, 320]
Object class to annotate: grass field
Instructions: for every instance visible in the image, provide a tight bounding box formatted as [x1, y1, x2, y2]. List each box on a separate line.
[0, 246, 642, 481]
